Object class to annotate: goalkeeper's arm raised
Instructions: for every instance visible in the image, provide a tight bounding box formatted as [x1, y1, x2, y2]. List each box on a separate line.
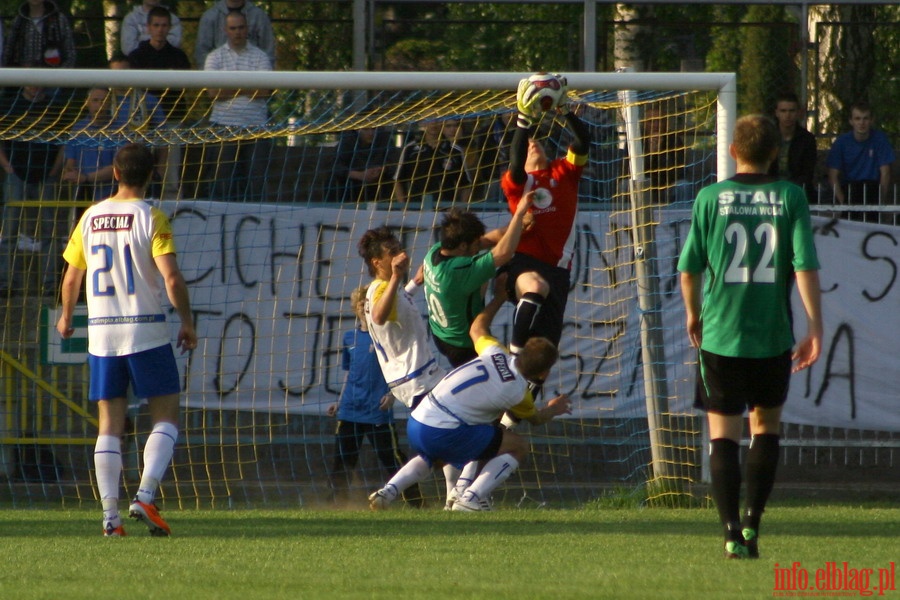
[507, 111, 590, 186]
[566, 112, 591, 157]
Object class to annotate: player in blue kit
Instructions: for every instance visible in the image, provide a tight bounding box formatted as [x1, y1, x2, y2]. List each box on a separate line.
[678, 115, 822, 559]
[57, 143, 196, 537]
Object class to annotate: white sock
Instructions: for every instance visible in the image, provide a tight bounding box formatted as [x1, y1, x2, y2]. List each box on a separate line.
[464, 454, 519, 500]
[384, 455, 432, 499]
[94, 435, 122, 523]
[442, 464, 461, 498]
[453, 461, 480, 495]
[136, 422, 178, 505]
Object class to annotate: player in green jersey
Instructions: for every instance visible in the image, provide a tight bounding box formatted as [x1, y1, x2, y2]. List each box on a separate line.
[423, 191, 534, 367]
[678, 114, 823, 560]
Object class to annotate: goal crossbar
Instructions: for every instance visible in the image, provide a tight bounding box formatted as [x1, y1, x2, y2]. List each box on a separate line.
[0, 69, 736, 92]
[0, 69, 736, 178]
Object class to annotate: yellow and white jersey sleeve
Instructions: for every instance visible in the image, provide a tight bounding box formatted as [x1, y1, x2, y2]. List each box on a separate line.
[365, 278, 444, 407]
[63, 198, 176, 357]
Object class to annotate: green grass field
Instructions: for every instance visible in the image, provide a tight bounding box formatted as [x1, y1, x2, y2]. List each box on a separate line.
[1, 503, 897, 600]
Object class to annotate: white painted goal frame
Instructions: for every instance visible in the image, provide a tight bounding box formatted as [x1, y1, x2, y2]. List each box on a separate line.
[0, 68, 737, 502]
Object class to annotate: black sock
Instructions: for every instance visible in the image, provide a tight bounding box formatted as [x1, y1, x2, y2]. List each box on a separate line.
[743, 433, 780, 532]
[709, 438, 742, 533]
[511, 292, 544, 351]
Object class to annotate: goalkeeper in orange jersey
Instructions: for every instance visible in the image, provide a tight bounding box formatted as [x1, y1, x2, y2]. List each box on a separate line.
[500, 73, 591, 360]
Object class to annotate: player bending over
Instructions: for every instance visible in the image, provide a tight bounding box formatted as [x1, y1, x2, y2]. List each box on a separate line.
[368, 276, 572, 511]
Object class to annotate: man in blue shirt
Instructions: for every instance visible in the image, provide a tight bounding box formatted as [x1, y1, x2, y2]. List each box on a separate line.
[827, 101, 895, 223]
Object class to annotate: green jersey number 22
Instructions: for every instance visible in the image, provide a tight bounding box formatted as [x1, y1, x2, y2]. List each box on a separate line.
[723, 222, 776, 284]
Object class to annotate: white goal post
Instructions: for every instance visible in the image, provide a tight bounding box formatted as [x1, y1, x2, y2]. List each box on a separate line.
[0, 68, 738, 505]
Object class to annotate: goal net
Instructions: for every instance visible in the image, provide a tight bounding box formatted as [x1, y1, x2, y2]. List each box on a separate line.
[0, 70, 734, 509]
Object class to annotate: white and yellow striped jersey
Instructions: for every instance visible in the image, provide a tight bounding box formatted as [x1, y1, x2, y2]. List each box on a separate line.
[364, 279, 445, 407]
[63, 198, 177, 357]
[411, 336, 536, 429]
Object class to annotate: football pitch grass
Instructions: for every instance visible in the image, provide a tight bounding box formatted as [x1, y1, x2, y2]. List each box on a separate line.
[1, 502, 897, 600]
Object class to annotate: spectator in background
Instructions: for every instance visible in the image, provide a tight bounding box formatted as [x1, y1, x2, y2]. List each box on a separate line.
[107, 53, 164, 131]
[120, 0, 182, 55]
[325, 285, 422, 507]
[107, 53, 167, 197]
[3, 0, 76, 69]
[127, 5, 191, 198]
[472, 113, 515, 204]
[203, 11, 272, 202]
[61, 88, 125, 202]
[827, 101, 895, 223]
[127, 7, 191, 115]
[768, 92, 817, 202]
[194, 0, 275, 68]
[394, 119, 472, 207]
[334, 126, 398, 203]
[0, 73, 65, 296]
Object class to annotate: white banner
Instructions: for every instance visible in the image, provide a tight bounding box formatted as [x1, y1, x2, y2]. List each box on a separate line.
[164, 201, 900, 432]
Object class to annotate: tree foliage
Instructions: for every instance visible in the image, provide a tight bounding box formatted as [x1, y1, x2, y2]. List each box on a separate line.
[813, 3, 900, 136]
[737, 5, 796, 114]
[706, 5, 747, 76]
[0, 1, 895, 144]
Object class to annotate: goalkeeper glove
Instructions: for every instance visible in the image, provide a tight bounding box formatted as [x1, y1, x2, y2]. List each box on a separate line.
[516, 112, 533, 129]
[516, 77, 539, 128]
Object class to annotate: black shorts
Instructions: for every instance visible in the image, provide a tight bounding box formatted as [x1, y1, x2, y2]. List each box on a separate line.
[498, 253, 571, 346]
[694, 349, 792, 415]
[433, 336, 477, 369]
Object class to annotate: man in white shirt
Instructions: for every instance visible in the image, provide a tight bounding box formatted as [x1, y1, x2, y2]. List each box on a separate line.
[203, 11, 272, 202]
[194, 0, 275, 68]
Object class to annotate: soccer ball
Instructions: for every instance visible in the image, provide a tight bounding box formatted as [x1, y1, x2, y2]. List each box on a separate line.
[525, 72, 567, 112]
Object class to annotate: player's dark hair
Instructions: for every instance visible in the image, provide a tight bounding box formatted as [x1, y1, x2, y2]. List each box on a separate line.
[440, 209, 485, 251]
[515, 337, 559, 381]
[147, 6, 172, 24]
[357, 226, 398, 277]
[113, 144, 155, 188]
[732, 115, 779, 167]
